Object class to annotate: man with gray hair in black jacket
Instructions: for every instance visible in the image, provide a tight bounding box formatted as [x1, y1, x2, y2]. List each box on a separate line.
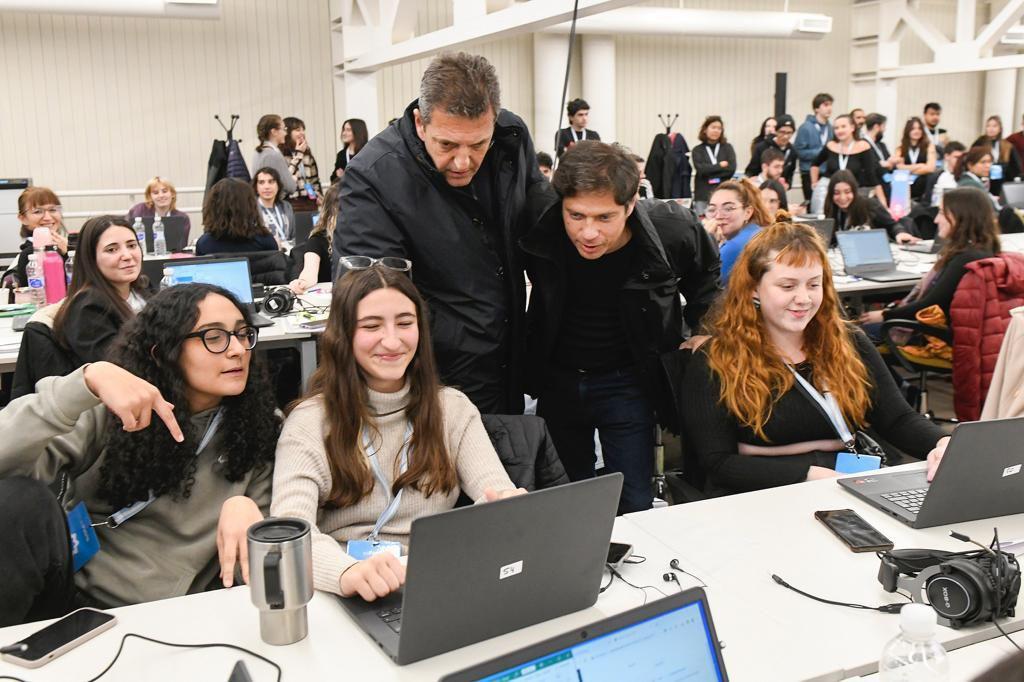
[333, 52, 547, 414]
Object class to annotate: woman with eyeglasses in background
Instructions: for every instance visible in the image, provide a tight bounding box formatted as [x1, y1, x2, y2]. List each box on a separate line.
[272, 265, 523, 601]
[3, 187, 69, 289]
[0, 284, 279, 625]
[706, 179, 772, 287]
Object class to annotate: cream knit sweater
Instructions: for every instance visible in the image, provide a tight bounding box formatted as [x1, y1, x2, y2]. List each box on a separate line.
[271, 383, 515, 595]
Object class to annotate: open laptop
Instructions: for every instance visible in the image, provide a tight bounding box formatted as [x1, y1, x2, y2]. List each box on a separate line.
[441, 586, 728, 682]
[293, 211, 317, 246]
[162, 257, 274, 327]
[340, 474, 623, 665]
[141, 216, 189, 253]
[836, 229, 919, 282]
[901, 236, 946, 254]
[838, 417, 1024, 528]
[1001, 181, 1024, 209]
[795, 217, 835, 248]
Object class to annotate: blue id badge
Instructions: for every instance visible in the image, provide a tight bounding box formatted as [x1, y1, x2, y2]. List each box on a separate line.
[835, 452, 882, 474]
[304, 181, 317, 200]
[66, 501, 100, 572]
[990, 163, 1004, 181]
[346, 540, 402, 561]
[709, 177, 722, 185]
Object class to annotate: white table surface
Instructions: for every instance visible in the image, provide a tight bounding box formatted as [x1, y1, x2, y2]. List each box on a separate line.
[854, 636, 1021, 680]
[625, 463, 1024, 681]
[0, 516, 690, 682]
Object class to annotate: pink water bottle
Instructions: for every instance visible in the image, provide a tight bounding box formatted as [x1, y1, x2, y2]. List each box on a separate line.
[33, 228, 67, 303]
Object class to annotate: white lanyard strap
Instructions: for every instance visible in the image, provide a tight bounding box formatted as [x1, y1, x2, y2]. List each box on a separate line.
[786, 365, 856, 450]
[261, 205, 285, 239]
[571, 129, 586, 143]
[103, 408, 224, 528]
[837, 142, 854, 171]
[927, 128, 939, 145]
[868, 138, 885, 162]
[364, 422, 413, 542]
[818, 124, 829, 146]
[908, 147, 920, 164]
[707, 143, 720, 164]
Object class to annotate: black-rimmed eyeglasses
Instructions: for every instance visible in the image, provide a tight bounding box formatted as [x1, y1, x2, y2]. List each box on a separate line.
[337, 255, 412, 272]
[182, 326, 259, 353]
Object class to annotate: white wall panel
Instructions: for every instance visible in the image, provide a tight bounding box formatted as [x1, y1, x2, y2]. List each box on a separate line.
[0, 0, 334, 228]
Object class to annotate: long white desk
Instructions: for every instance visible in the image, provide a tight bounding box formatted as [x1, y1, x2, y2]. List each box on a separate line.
[625, 462, 1024, 681]
[0, 517, 690, 682]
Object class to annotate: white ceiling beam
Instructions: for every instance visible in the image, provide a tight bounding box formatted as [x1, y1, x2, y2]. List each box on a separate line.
[879, 51, 1024, 78]
[976, 0, 1024, 54]
[899, 3, 949, 53]
[344, 0, 639, 73]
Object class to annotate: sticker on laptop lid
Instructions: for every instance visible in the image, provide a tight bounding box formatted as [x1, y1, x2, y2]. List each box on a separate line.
[1003, 464, 1021, 478]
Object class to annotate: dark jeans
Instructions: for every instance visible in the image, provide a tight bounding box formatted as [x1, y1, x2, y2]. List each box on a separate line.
[0, 477, 76, 626]
[800, 171, 813, 201]
[536, 367, 656, 514]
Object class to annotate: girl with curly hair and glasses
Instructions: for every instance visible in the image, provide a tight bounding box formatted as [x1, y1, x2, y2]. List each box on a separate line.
[0, 283, 280, 625]
[272, 267, 523, 602]
[680, 215, 948, 496]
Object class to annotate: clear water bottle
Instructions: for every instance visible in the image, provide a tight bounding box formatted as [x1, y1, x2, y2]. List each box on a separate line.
[133, 216, 146, 250]
[65, 251, 74, 285]
[152, 216, 167, 256]
[159, 267, 175, 290]
[25, 253, 45, 305]
[879, 604, 949, 681]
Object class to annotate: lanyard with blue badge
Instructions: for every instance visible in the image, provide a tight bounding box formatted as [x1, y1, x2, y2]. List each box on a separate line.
[786, 366, 882, 474]
[66, 408, 224, 572]
[346, 423, 412, 561]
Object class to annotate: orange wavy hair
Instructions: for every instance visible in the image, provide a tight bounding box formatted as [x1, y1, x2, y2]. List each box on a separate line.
[704, 214, 871, 440]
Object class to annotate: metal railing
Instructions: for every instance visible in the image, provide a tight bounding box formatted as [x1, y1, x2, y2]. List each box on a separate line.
[55, 186, 205, 220]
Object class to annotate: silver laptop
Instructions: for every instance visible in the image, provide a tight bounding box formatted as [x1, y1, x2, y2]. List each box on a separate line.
[1001, 181, 1024, 209]
[836, 229, 919, 282]
[901, 237, 946, 254]
[163, 257, 274, 327]
[795, 217, 835, 248]
[339, 474, 623, 665]
[441, 586, 728, 682]
[838, 418, 1024, 528]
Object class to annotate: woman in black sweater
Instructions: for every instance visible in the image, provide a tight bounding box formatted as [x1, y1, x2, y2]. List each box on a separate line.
[681, 218, 947, 496]
[52, 216, 149, 367]
[823, 170, 915, 244]
[810, 114, 886, 206]
[860, 187, 1000, 326]
[691, 116, 737, 209]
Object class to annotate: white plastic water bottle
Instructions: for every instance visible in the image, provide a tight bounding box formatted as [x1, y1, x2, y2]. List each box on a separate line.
[26, 253, 45, 305]
[159, 267, 175, 290]
[133, 216, 146, 249]
[152, 216, 167, 256]
[879, 604, 949, 681]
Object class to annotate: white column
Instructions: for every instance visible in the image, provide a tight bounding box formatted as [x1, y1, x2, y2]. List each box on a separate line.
[875, 0, 902, 150]
[1015, 69, 1024, 131]
[533, 33, 568, 157]
[984, 69, 1017, 133]
[581, 34, 616, 144]
[341, 71, 381, 137]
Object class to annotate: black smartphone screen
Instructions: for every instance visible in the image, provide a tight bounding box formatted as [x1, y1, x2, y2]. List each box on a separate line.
[607, 542, 632, 565]
[815, 509, 894, 552]
[16, 609, 115, 661]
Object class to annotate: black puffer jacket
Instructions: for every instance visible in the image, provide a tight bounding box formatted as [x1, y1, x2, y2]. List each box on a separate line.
[334, 100, 546, 414]
[480, 414, 569, 491]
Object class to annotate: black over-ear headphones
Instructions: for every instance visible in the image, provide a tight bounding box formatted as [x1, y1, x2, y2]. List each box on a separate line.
[877, 533, 1020, 629]
[262, 287, 296, 316]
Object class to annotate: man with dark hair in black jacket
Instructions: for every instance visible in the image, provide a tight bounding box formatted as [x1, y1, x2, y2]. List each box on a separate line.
[520, 141, 720, 513]
[333, 52, 546, 414]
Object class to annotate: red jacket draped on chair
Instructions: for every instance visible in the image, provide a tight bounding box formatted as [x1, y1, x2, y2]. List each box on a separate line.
[950, 252, 1024, 421]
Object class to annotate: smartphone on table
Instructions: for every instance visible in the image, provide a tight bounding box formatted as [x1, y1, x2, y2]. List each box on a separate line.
[1, 607, 117, 668]
[814, 509, 894, 553]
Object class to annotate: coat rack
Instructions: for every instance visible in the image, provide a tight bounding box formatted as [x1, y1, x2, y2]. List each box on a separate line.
[214, 114, 241, 141]
[658, 114, 679, 135]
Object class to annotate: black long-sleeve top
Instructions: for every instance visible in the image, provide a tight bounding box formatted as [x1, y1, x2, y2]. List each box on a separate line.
[813, 146, 881, 188]
[681, 330, 946, 496]
[58, 289, 132, 366]
[691, 142, 737, 203]
[883, 249, 993, 321]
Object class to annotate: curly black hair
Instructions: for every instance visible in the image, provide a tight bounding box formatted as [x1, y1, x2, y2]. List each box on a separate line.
[96, 283, 280, 509]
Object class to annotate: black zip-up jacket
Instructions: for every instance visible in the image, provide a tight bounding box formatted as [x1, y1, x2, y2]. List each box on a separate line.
[333, 100, 545, 414]
[520, 197, 721, 426]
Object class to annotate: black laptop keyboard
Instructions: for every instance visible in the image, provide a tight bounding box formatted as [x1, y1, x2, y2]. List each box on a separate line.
[881, 488, 928, 514]
[377, 606, 403, 633]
